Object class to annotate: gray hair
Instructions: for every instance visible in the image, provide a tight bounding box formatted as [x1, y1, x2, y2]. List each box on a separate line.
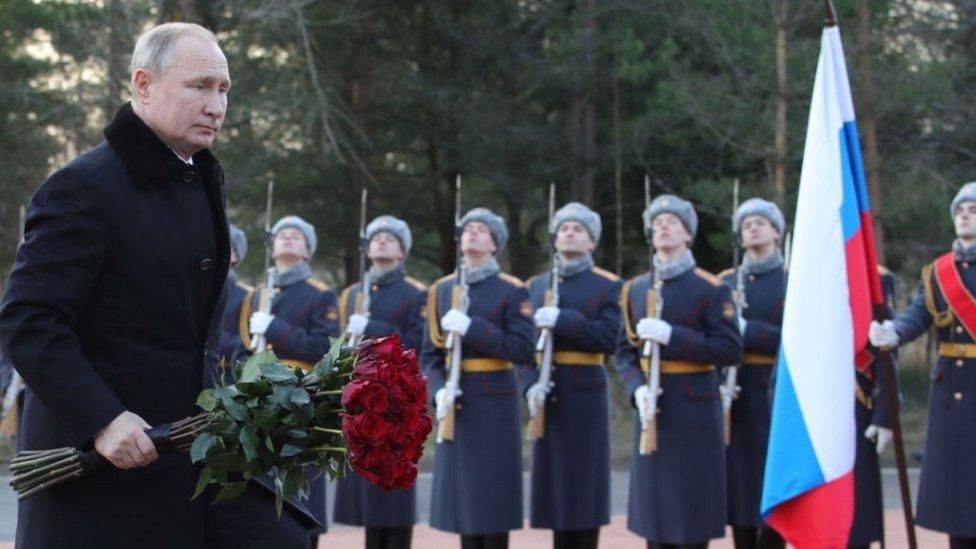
[130, 22, 218, 77]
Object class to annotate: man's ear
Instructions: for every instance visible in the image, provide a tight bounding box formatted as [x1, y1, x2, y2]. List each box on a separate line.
[132, 69, 153, 106]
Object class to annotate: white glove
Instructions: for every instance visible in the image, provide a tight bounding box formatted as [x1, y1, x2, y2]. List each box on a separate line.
[441, 309, 472, 336]
[249, 312, 274, 336]
[435, 384, 462, 421]
[737, 316, 747, 336]
[864, 424, 893, 454]
[533, 306, 560, 329]
[636, 318, 672, 345]
[346, 313, 368, 336]
[868, 320, 899, 348]
[633, 385, 657, 429]
[526, 381, 553, 417]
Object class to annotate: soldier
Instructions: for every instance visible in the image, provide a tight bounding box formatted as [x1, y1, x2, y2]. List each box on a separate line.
[217, 224, 252, 376]
[333, 215, 427, 549]
[718, 198, 786, 549]
[869, 182, 976, 548]
[422, 207, 535, 549]
[616, 194, 743, 549]
[849, 267, 897, 549]
[233, 214, 339, 548]
[519, 202, 621, 549]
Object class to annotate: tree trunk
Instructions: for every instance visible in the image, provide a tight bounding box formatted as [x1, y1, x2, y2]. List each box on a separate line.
[343, 1, 376, 287]
[857, 0, 886, 263]
[612, 37, 623, 275]
[773, 0, 789, 210]
[105, 0, 128, 121]
[569, 0, 597, 205]
[158, 0, 219, 30]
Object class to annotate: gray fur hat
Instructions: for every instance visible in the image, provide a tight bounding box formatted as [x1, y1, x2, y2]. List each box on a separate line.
[643, 194, 698, 241]
[734, 198, 785, 236]
[551, 202, 602, 244]
[951, 182, 976, 217]
[366, 215, 413, 257]
[229, 223, 248, 263]
[460, 207, 508, 254]
[271, 215, 317, 259]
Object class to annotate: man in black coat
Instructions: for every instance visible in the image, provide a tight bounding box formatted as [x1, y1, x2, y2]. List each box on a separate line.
[0, 22, 306, 549]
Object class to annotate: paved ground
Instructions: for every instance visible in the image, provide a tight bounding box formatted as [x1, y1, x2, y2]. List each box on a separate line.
[0, 469, 951, 547]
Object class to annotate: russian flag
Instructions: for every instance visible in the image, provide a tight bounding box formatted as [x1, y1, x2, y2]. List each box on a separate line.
[760, 22, 884, 547]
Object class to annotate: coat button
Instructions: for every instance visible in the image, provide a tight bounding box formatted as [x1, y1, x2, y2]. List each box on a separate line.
[955, 392, 963, 401]
[372, 285, 379, 291]
[957, 326, 965, 334]
[200, 258, 213, 271]
[957, 359, 965, 367]
[183, 169, 195, 183]
[749, 274, 756, 281]
[965, 262, 971, 269]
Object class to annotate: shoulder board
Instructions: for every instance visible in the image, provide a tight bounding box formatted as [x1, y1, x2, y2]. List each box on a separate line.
[877, 265, 891, 276]
[236, 280, 254, 292]
[434, 273, 457, 287]
[306, 277, 330, 291]
[404, 276, 427, 291]
[693, 268, 722, 287]
[591, 266, 620, 282]
[497, 272, 523, 286]
[716, 267, 735, 281]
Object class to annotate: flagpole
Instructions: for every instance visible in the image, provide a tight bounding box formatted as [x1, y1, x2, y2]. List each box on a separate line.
[822, 2, 918, 547]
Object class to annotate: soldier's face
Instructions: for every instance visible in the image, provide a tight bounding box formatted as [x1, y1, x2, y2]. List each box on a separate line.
[273, 228, 309, 261]
[740, 215, 779, 248]
[651, 213, 691, 251]
[132, 35, 230, 158]
[555, 221, 595, 254]
[955, 202, 976, 239]
[368, 231, 404, 263]
[230, 247, 238, 267]
[461, 222, 497, 256]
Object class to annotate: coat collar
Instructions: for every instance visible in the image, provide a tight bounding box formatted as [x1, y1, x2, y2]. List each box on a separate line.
[103, 102, 221, 188]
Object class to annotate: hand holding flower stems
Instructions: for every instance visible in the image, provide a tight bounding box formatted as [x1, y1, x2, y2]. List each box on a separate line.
[10, 335, 432, 512]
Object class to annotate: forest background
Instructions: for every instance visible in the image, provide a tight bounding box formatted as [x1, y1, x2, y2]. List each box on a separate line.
[3, 0, 971, 463]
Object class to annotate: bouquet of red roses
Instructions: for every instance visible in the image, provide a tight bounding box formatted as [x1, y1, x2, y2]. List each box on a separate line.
[341, 336, 431, 491]
[9, 335, 431, 512]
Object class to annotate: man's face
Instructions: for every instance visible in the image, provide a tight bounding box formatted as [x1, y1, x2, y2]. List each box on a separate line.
[555, 220, 595, 254]
[367, 231, 404, 263]
[740, 214, 779, 249]
[651, 213, 691, 251]
[133, 35, 230, 157]
[273, 228, 309, 262]
[461, 221, 497, 256]
[230, 247, 238, 267]
[955, 201, 976, 239]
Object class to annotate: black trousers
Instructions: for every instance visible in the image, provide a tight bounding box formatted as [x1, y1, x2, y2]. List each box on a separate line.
[950, 537, 976, 549]
[204, 484, 311, 549]
[365, 526, 413, 549]
[731, 525, 786, 549]
[461, 532, 509, 549]
[647, 543, 708, 549]
[553, 528, 600, 549]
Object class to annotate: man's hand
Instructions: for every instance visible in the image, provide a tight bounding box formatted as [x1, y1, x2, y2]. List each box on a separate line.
[435, 384, 462, 421]
[868, 320, 899, 349]
[94, 411, 158, 470]
[249, 312, 274, 336]
[865, 424, 893, 455]
[636, 318, 672, 345]
[526, 381, 553, 417]
[441, 310, 472, 336]
[533, 306, 560, 329]
[346, 313, 368, 336]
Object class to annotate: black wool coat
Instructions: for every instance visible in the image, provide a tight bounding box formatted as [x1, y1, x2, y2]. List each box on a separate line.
[0, 103, 230, 549]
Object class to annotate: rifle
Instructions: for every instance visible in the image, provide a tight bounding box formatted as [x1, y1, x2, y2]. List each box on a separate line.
[1, 205, 27, 437]
[344, 189, 369, 347]
[722, 179, 745, 445]
[251, 180, 276, 352]
[639, 175, 662, 455]
[437, 174, 468, 443]
[527, 184, 559, 441]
